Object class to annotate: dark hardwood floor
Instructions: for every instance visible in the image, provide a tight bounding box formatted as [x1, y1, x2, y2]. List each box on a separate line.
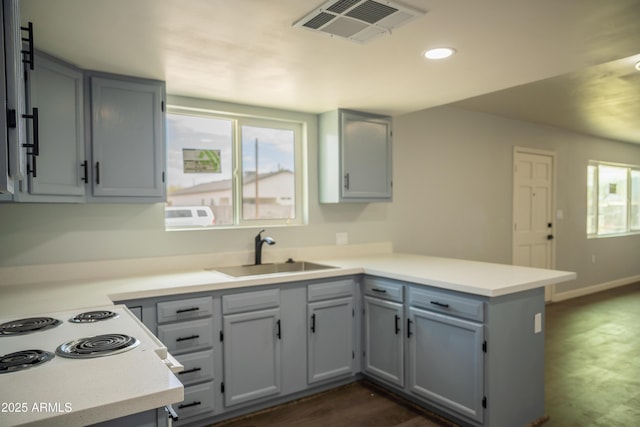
[214, 381, 458, 427]
[544, 281, 640, 426]
[213, 282, 640, 427]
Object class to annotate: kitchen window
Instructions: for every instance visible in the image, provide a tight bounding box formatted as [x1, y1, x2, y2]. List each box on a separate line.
[587, 161, 640, 237]
[165, 105, 306, 229]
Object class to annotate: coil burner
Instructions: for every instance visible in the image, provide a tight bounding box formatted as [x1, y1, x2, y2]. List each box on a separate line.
[56, 334, 140, 359]
[69, 310, 119, 323]
[0, 317, 62, 336]
[0, 350, 55, 374]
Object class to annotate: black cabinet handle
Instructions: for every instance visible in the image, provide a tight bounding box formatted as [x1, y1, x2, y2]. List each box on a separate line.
[95, 162, 100, 185]
[176, 334, 199, 342]
[430, 301, 450, 308]
[178, 401, 201, 409]
[177, 367, 202, 375]
[407, 318, 413, 338]
[81, 160, 88, 183]
[395, 315, 400, 335]
[371, 288, 387, 293]
[344, 173, 350, 189]
[176, 307, 199, 314]
[547, 234, 554, 240]
[276, 319, 282, 339]
[21, 22, 34, 70]
[311, 314, 316, 333]
[22, 108, 39, 177]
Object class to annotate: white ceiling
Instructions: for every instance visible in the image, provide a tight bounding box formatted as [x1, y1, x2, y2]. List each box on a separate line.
[21, 0, 640, 144]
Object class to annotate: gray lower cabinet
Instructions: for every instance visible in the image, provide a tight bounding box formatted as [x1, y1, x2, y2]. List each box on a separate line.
[118, 275, 544, 427]
[363, 296, 404, 387]
[362, 277, 404, 387]
[155, 296, 216, 424]
[407, 306, 484, 424]
[221, 289, 282, 408]
[307, 280, 356, 384]
[222, 307, 282, 406]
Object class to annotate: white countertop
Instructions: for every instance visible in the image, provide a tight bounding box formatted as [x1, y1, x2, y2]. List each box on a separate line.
[0, 252, 575, 426]
[0, 253, 575, 317]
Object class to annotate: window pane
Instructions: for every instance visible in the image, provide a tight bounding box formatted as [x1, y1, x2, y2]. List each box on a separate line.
[632, 170, 640, 231]
[241, 125, 295, 221]
[586, 165, 597, 235]
[166, 113, 233, 227]
[597, 165, 627, 235]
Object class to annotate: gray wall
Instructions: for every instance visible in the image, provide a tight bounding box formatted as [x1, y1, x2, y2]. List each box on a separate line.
[391, 105, 640, 293]
[0, 98, 393, 267]
[2, 100, 639, 296]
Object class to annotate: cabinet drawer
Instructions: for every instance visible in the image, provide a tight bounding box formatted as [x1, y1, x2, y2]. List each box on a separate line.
[158, 318, 214, 354]
[409, 287, 484, 322]
[308, 279, 354, 302]
[175, 349, 214, 386]
[222, 288, 280, 314]
[157, 296, 213, 323]
[175, 381, 215, 420]
[363, 277, 403, 302]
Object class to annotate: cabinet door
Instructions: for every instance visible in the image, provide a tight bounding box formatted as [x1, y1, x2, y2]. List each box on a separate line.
[408, 307, 484, 423]
[363, 296, 404, 387]
[341, 110, 392, 200]
[90, 76, 164, 200]
[223, 308, 281, 407]
[22, 53, 85, 200]
[307, 297, 354, 384]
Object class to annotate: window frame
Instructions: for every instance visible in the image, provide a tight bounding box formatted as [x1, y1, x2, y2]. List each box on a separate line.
[165, 103, 308, 230]
[587, 160, 640, 238]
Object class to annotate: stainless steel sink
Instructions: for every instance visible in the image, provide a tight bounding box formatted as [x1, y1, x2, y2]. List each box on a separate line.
[214, 261, 336, 277]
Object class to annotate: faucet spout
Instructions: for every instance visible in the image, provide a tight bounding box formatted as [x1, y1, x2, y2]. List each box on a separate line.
[254, 229, 276, 265]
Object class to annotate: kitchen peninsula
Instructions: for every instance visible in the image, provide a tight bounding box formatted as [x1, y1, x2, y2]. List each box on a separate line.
[0, 251, 576, 427]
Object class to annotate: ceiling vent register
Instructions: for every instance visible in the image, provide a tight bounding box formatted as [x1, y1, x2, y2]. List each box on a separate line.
[293, 0, 425, 43]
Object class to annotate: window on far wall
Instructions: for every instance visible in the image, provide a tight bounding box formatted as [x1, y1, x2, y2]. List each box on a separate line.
[587, 161, 640, 237]
[165, 105, 306, 230]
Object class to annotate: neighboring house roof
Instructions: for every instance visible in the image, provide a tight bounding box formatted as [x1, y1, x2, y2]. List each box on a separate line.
[171, 170, 293, 196]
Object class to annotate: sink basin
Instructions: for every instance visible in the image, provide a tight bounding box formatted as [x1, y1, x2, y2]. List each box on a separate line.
[214, 261, 336, 277]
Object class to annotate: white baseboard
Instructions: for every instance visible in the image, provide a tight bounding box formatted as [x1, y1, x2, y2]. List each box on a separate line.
[551, 274, 640, 302]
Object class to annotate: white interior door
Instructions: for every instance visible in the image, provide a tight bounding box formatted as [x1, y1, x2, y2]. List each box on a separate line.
[512, 147, 555, 300]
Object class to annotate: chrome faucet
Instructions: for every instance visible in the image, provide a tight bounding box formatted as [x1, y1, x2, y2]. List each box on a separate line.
[254, 229, 276, 265]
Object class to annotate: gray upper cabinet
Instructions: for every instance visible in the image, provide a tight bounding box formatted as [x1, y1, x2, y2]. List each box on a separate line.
[88, 74, 165, 201]
[319, 109, 392, 203]
[17, 52, 85, 202]
[1, 0, 27, 196]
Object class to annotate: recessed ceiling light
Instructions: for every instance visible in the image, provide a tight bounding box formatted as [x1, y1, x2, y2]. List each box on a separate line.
[424, 47, 456, 60]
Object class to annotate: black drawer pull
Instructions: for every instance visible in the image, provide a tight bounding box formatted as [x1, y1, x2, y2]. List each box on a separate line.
[178, 367, 202, 375]
[176, 307, 200, 314]
[371, 288, 387, 293]
[81, 160, 89, 183]
[176, 334, 200, 342]
[407, 318, 413, 338]
[178, 401, 201, 409]
[430, 301, 450, 308]
[394, 315, 400, 335]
